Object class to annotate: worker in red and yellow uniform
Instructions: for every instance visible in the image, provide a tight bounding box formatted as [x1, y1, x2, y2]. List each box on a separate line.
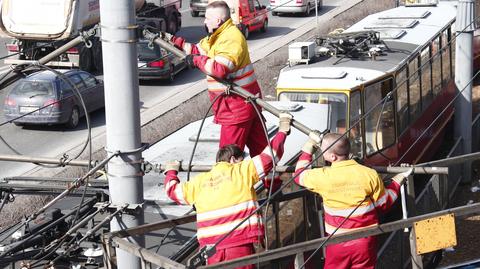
[163, 113, 292, 267]
[161, 1, 266, 157]
[294, 133, 413, 269]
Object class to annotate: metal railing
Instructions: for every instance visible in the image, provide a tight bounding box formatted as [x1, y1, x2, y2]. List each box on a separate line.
[102, 165, 454, 269]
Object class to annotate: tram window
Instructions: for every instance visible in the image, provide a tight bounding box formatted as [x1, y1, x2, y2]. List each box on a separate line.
[420, 46, 433, 110]
[396, 67, 409, 135]
[364, 79, 395, 155]
[408, 57, 421, 121]
[278, 91, 348, 131]
[449, 27, 455, 81]
[442, 28, 452, 85]
[432, 36, 442, 97]
[349, 90, 363, 158]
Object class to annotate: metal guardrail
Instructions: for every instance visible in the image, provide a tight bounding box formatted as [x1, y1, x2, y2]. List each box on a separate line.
[102, 201, 480, 269]
[377, 115, 480, 268]
[102, 165, 456, 269]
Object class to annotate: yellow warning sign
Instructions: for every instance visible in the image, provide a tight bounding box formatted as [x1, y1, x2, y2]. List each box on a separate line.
[413, 213, 457, 255]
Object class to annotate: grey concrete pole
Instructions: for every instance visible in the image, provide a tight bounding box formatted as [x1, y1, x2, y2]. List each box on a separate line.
[454, 0, 475, 183]
[100, 1, 145, 269]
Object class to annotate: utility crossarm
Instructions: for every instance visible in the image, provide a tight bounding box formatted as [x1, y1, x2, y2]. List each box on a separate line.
[106, 189, 308, 240]
[416, 151, 480, 167]
[102, 202, 480, 269]
[20, 153, 118, 226]
[148, 162, 448, 175]
[0, 154, 96, 167]
[201, 202, 480, 269]
[142, 29, 319, 137]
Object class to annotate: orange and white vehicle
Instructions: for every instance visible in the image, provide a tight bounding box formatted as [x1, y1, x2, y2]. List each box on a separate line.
[212, 0, 269, 39]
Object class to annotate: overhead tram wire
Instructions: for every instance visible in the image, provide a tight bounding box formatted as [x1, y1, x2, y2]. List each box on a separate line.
[0, 64, 94, 251]
[193, 16, 480, 266]
[0, 153, 118, 247]
[393, 72, 480, 166]
[186, 93, 225, 181]
[0, 5, 469, 265]
[292, 16, 480, 269]
[246, 96, 279, 250]
[145, 29, 418, 265]
[80, 12, 475, 266]
[0, 64, 93, 168]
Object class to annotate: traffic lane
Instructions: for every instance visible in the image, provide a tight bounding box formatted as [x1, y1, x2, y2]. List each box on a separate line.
[0, 88, 107, 178]
[0, 0, 344, 177]
[138, 68, 204, 110]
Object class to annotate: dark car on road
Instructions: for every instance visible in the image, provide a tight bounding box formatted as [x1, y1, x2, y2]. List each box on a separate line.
[190, 0, 208, 17]
[3, 69, 104, 129]
[137, 40, 186, 81]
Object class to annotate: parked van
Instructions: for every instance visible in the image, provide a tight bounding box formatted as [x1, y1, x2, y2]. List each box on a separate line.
[269, 0, 322, 16]
[211, 0, 269, 39]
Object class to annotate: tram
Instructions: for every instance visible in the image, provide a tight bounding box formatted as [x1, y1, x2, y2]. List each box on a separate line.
[276, 0, 471, 166]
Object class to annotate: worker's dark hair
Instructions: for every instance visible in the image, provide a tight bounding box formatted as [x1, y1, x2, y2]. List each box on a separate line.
[207, 1, 231, 20]
[323, 133, 350, 157]
[216, 144, 243, 162]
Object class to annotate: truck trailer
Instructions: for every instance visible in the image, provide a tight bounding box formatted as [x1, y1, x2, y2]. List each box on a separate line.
[0, 0, 181, 72]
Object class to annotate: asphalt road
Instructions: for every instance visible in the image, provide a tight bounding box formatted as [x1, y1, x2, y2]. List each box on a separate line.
[0, 0, 341, 178]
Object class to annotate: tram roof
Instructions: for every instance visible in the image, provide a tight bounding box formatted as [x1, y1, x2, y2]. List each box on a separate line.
[277, 1, 457, 91]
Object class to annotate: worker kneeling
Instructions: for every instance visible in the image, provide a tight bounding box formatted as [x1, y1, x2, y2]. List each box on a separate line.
[163, 113, 293, 267]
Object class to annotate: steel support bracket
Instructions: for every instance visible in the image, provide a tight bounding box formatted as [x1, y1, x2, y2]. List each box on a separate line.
[107, 203, 143, 215]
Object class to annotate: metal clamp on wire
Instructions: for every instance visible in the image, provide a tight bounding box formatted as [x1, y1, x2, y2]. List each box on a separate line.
[224, 84, 234, 95]
[104, 143, 149, 156]
[58, 153, 71, 167]
[141, 161, 154, 174]
[245, 94, 259, 105]
[80, 24, 98, 48]
[187, 245, 217, 268]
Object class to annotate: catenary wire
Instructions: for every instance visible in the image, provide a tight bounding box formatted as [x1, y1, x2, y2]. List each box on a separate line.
[291, 17, 480, 269]
[186, 93, 225, 181]
[2, 2, 476, 266]
[246, 96, 278, 250]
[0, 64, 93, 169]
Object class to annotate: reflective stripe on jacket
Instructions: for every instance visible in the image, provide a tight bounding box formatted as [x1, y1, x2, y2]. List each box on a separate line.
[294, 157, 401, 235]
[171, 19, 262, 125]
[164, 132, 287, 248]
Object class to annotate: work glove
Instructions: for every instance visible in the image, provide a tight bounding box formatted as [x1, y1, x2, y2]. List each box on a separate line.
[164, 160, 181, 175]
[391, 166, 414, 186]
[184, 54, 197, 69]
[302, 131, 322, 155]
[278, 112, 293, 135]
[160, 31, 174, 42]
[264, 176, 282, 194]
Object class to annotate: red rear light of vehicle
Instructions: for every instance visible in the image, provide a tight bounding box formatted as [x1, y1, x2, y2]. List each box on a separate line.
[270, 0, 275, 3]
[43, 99, 61, 112]
[6, 44, 19, 52]
[148, 60, 165, 68]
[67, 47, 79, 54]
[4, 97, 15, 107]
[296, 0, 302, 3]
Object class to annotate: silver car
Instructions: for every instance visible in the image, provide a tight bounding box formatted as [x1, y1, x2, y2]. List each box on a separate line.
[270, 0, 322, 16]
[3, 69, 104, 128]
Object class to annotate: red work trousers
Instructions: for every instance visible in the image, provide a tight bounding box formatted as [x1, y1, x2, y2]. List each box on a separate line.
[324, 236, 377, 269]
[207, 243, 255, 269]
[219, 116, 267, 157]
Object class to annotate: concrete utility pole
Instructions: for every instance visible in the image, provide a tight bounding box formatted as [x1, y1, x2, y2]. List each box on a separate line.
[454, 0, 475, 183]
[100, 1, 144, 269]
